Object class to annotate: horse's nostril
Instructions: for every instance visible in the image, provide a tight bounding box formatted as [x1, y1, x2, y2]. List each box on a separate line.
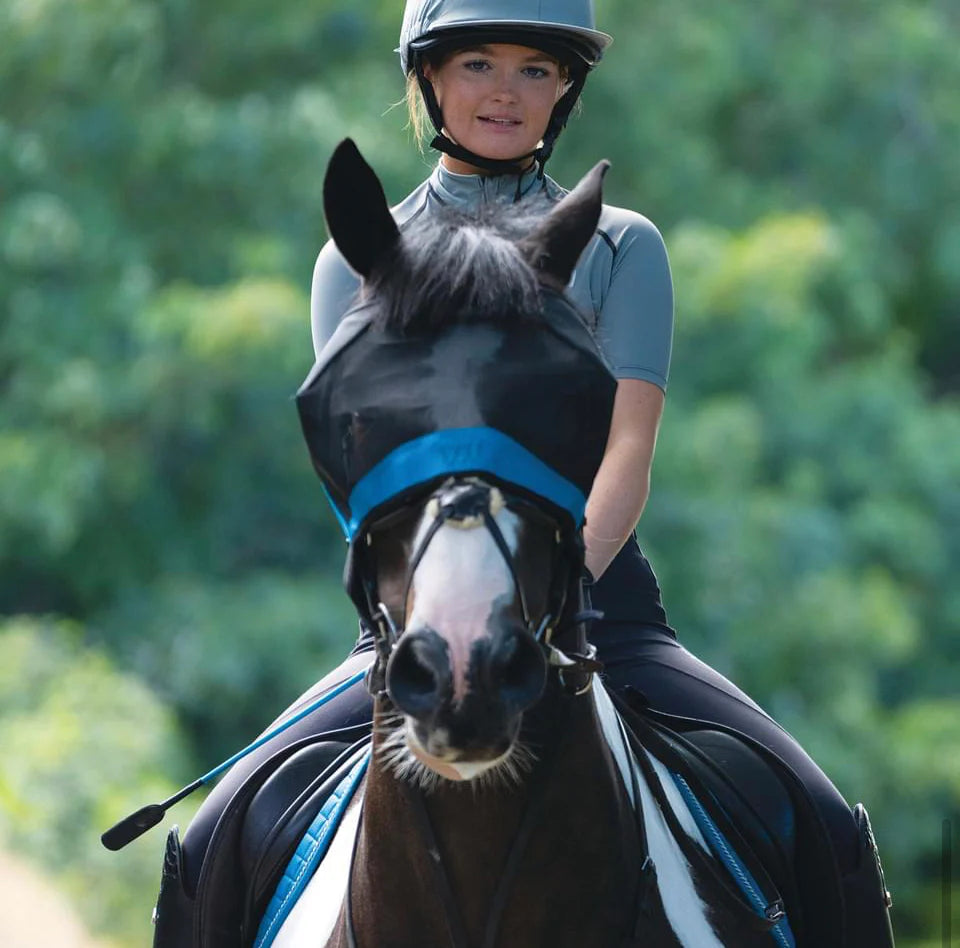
[489, 627, 546, 713]
[386, 628, 452, 718]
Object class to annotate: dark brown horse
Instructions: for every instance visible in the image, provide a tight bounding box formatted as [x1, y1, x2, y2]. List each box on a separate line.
[261, 141, 794, 948]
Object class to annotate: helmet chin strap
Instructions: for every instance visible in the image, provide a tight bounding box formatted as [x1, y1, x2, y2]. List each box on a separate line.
[430, 133, 541, 177]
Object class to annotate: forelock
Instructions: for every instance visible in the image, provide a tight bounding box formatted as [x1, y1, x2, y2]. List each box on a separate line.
[367, 199, 555, 334]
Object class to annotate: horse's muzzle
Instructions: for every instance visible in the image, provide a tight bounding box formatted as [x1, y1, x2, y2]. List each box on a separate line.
[386, 624, 546, 760]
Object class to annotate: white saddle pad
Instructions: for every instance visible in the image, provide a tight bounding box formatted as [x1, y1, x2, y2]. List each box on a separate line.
[269, 790, 363, 948]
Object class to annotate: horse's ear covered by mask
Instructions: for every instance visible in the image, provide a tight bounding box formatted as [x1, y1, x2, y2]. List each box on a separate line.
[299, 140, 617, 542]
[323, 138, 400, 279]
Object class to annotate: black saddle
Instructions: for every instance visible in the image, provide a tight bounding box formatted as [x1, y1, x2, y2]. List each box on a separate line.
[153, 700, 843, 947]
[152, 727, 369, 948]
[615, 692, 845, 947]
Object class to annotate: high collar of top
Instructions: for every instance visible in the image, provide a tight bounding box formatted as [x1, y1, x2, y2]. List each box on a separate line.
[430, 161, 546, 208]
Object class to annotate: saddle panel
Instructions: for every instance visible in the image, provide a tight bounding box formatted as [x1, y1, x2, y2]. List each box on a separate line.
[667, 728, 797, 888]
[182, 725, 370, 948]
[240, 740, 365, 937]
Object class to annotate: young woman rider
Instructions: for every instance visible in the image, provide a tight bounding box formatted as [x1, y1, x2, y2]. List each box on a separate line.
[160, 2, 895, 944]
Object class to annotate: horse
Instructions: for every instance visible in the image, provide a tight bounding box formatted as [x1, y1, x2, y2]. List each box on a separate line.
[136, 139, 806, 947]
[249, 140, 800, 948]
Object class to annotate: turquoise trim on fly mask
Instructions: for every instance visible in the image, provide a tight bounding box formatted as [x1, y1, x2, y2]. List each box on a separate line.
[345, 426, 587, 539]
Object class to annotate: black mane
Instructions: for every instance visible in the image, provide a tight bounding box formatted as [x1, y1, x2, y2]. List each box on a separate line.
[365, 199, 555, 335]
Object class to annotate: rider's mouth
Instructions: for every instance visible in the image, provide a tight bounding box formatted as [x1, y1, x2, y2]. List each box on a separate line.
[478, 116, 522, 127]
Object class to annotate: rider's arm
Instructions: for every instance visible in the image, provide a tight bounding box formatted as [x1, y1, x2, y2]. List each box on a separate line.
[582, 210, 673, 579]
[584, 379, 664, 579]
[311, 239, 362, 357]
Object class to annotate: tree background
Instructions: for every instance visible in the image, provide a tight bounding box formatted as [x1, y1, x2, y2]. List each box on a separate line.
[1, 0, 957, 943]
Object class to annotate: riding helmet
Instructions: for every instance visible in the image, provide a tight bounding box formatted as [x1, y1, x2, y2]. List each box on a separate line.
[397, 0, 613, 173]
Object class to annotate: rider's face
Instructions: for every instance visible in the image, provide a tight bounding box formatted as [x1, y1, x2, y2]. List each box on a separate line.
[424, 43, 569, 173]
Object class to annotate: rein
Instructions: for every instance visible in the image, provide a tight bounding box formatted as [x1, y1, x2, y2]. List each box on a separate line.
[342, 476, 622, 947]
[344, 702, 569, 948]
[620, 708, 788, 934]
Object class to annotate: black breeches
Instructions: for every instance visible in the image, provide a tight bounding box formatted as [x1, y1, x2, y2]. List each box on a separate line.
[594, 622, 860, 876]
[179, 649, 374, 893]
[179, 542, 860, 891]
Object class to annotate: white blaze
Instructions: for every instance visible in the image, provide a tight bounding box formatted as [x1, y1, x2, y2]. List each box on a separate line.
[407, 503, 520, 704]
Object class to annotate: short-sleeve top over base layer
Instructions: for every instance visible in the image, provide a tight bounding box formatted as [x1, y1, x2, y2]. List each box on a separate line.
[310, 162, 674, 392]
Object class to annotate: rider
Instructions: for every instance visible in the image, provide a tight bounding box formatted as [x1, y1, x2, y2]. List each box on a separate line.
[166, 2, 895, 945]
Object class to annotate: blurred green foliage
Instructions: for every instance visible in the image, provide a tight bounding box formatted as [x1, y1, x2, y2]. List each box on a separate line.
[0, 616, 199, 943]
[1, 0, 957, 944]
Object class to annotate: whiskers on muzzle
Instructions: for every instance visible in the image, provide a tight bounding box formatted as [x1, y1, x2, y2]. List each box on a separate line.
[376, 710, 538, 793]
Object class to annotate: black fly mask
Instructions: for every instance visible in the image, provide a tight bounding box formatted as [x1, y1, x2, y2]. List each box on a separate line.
[296, 140, 617, 548]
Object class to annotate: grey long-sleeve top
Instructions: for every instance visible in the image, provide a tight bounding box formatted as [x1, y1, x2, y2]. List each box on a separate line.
[311, 162, 674, 391]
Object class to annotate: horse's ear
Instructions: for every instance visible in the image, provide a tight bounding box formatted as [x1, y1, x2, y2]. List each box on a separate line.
[519, 160, 609, 287]
[323, 138, 400, 279]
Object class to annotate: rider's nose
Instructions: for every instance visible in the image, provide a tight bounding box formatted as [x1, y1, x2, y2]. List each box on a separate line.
[490, 73, 519, 102]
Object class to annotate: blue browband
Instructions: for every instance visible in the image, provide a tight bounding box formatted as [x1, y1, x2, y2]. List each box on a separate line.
[332, 426, 587, 540]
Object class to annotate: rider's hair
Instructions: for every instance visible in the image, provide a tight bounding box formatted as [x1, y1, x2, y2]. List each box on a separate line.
[405, 71, 431, 150]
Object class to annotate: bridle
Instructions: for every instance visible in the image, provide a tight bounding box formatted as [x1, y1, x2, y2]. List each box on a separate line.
[342, 477, 791, 947]
[351, 475, 604, 700]
[343, 475, 649, 948]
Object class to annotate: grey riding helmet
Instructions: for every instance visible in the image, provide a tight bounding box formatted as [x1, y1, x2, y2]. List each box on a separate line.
[398, 0, 613, 173]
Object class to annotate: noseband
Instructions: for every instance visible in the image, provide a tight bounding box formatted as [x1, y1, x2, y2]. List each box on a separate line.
[350, 476, 603, 700]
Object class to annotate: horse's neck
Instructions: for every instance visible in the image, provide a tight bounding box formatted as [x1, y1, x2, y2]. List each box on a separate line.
[344, 693, 644, 948]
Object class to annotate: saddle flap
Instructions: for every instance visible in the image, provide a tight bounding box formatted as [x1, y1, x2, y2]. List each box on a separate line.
[240, 741, 353, 908]
[190, 724, 370, 948]
[663, 728, 796, 885]
[240, 739, 367, 930]
[620, 697, 846, 947]
[151, 826, 196, 947]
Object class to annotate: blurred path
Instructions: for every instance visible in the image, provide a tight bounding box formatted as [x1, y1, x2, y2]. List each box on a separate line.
[0, 848, 111, 947]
